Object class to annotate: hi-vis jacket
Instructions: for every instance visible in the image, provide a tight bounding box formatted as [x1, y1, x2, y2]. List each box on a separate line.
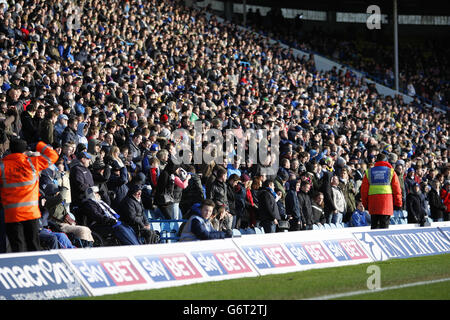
[0, 142, 59, 223]
[360, 161, 402, 216]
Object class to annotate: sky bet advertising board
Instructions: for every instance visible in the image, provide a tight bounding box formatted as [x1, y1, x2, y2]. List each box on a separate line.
[0, 253, 88, 300]
[232, 230, 373, 275]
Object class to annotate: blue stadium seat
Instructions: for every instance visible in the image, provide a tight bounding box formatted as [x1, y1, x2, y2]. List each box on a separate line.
[426, 217, 433, 224]
[244, 228, 256, 235]
[150, 222, 161, 233]
[324, 224, 331, 229]
[232, 229, 242, 237]
[398, 218, 407, 224]
[390, 217, 397, 225]
[318, 224, 325, 230]
[312, 224, 320, 230]
[258, 226, 265, 234]
[254, 227, 263, 234]
[329, 223, 337, 229]
[343, 222, 350, 228]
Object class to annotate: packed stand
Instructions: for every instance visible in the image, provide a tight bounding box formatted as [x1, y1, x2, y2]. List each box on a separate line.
[0, 0, 449, 252]
[244, 7, 450, 109]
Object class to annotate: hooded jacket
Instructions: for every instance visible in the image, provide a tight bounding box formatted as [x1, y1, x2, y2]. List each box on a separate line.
[360, 161, 402, 216]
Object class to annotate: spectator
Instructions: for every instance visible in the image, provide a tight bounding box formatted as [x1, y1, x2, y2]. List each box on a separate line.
[257, 179, 281, 234]
[406, 183, 428, 226]
[43, 183, 94, 247]
[311, 191, 326, 226]
[180, 165, 204, 218]
[428, 180, 446, 222]
[298, 180, 314, 230]
[179, 199, 233, 242]
[207, 166, 229, 213]
[81, 186, 141, 246]
[350, 201, 371, 227]
[69, 151, 94, 223]
[118, 184, 159, 245]
[329, 175, 347, 224]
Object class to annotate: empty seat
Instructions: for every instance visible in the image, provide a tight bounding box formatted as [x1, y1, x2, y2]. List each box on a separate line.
[324, 224, 331, 229]
[232, 229, 242, 237]
[312, 224, 320, 230]
[329, 223, 337, 229]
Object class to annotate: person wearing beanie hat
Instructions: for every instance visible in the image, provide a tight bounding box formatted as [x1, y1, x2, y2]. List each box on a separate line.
[117, 182, 159, 244]
[0, 140, 59, 252]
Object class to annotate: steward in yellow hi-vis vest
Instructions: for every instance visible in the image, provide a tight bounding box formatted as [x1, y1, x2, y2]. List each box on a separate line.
[0, 139, 59, 252]
[360, 154, 402, 229]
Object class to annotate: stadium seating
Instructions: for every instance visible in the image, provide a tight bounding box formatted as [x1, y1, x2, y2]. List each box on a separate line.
[254, 227, 264, 234]
[148, 219, 187, 243]
[240, 228, 257, 235]
[232, 229, 242, 237]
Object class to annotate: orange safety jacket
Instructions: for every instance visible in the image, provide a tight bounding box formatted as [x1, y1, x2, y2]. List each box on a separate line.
[0, 142, 59, 223]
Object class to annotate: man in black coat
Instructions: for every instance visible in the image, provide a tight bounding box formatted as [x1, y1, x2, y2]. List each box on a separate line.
[180, 166, 204, 218]
[69, 152, 94, 224]
[207, 166, 229, 211]
[298, 180, 314, 230]
[118, 184, 158, 244]
[257, 179, 281, 233]
[61, 116, 79, 146]
[428, 181, 446, 222]
[285, 179, 302, 231]
[406, 183, 427, 225]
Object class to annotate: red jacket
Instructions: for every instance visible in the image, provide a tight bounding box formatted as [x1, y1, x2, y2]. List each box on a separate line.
[441, 188, 450, 213]
[360, 161, 403, 216]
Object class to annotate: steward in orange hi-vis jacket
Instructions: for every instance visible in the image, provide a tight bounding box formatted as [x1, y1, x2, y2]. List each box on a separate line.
[0, 139, 59, 252]
[360, 153, 402, 229]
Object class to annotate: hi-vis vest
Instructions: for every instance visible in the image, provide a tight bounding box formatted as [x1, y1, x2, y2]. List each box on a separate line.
[0, 142, 59, 223]
[365, 166, 394, 195]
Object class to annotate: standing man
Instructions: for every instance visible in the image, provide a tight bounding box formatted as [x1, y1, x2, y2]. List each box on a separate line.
[0, 139, 59, 252]
[257, 179, 281, 233]
[69, 151, 94, 224]
[361, 153, 402, 229]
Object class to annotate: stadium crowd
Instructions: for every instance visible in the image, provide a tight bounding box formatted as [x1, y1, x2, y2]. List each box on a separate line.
[0, 0, 448, 251]
[245, 7, 450, 109]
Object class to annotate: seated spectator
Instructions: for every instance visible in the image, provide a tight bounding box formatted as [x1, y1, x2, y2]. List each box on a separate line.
[210, 205, 232, 232]
[179, 199, 233, 242]
[43, 183, 94, 247]
[80, 186, 141, 246]
[118, 184, 159, 245]
[350, 201, 371, 227]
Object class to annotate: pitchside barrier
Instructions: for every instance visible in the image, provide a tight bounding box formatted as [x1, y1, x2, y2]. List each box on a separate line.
[1, 222, 449, 299]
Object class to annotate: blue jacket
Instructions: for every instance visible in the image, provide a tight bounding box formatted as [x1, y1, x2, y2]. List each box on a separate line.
[351, 209, 371, 227]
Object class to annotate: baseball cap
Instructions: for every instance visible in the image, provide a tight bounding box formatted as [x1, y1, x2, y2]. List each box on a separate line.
[77, 151, 92, 160]
[58, 114, 69, 121]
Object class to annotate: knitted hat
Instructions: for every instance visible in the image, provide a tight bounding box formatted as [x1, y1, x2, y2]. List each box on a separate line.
[10, 138, 28, 154]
